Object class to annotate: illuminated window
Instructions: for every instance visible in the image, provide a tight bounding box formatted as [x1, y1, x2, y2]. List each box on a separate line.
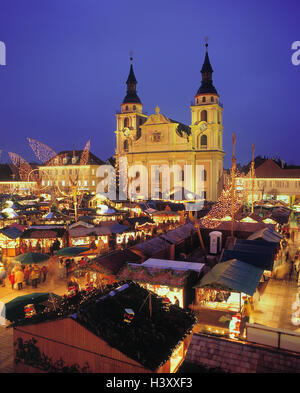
[83, 180, 87, 187]
[62, 180, 65, 187]
[170, 342, 184, 373]
[92, 180, 95, 186]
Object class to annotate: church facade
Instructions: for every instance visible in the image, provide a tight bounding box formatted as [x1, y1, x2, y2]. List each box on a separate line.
[115, 45, 224, 202]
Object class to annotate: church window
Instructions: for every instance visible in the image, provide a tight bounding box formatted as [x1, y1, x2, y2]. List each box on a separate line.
[133, 105, 136, 110]
[201, 110, 207, 122]
[124, 117, 129, 128]
[125, 105, 128, 110]
[136, 128, 142, 139]
[202, 169, 207, 181]
[124, 139, 129, 152]
[211, 96, 214, 102]
[202, 96, 206, 103]
[200, 134, 207, 149]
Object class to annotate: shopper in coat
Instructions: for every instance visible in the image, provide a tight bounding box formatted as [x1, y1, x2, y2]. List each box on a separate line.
[8, 271, 15, 289]
[14, 269, 24, 290]
[30, 266, 40, 288]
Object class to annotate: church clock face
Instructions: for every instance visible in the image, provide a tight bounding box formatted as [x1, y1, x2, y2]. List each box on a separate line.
[199, 121, 207, 132]
[123, 127, 130, 137]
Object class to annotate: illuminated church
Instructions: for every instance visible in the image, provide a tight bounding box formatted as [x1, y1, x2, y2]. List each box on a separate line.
[115, 44, 224, 202]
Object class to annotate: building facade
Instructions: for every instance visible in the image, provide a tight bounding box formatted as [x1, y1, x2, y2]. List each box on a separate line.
[235, 159, 300, 205]
[115, 46, 225, 202]
[39, 150, 104, 195]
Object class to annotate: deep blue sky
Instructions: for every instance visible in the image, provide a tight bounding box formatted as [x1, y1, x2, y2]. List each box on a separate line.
[0, 0, 299, 168]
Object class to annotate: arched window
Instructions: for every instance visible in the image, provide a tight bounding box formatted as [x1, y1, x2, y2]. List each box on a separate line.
[125, 105, 128, 111]
[201, 110, 207, 122]
[133, 105, 136, 111]
[124, 117, 129, 128]
[211, 96, 214, 102]
[136, 128, 142, 139]
[124, 139, 129, 152]
[202, 169, 207, 182]
[200, 134, 207, 149]
[202, 96, 206, 102]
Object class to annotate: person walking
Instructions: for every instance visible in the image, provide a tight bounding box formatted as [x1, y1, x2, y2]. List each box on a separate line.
[30, 266, 40, 288]
[41, 265, 48, 282]
[24, 265, 30, 285]
[0, 264, 6, 287]
[8, 271, 15, 290]
[58, 259, 65, 279]
[15, 269, 24, 290]
[240, 296, 253, 338]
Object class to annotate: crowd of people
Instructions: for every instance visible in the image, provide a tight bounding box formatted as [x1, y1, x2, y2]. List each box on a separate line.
[276, 226, 300, 285]
[3, 264, 49, 291]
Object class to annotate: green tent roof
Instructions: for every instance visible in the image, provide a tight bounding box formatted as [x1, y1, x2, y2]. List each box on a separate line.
[194, 259, 264, 296]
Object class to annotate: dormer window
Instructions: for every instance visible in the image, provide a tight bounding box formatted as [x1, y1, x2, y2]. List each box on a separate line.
[72, 156, 78, 164]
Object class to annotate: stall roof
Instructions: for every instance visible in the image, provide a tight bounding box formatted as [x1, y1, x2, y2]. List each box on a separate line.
[161, 223, 195, 244]
[234, 238, 278, 251]
[87, 249, 143, 275]
[247, 228, 282, 243]
[220, 249, 274, 270]
[0, 227, 23, 239]
[140, 258, 205, 273]
[194, 259, 264, 296]
[132, 237, 170, 257]
[118, 264, 193, 287]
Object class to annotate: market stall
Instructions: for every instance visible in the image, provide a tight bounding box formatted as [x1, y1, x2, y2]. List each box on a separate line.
[118, 258, 205, 308]
[194, 259, 264, 313]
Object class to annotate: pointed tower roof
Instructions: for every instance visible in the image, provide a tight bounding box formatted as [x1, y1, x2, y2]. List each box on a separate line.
[196, 43, 218, 96]
[122, 57, 142, 104]
[201, 45, 214, 74]
[126, 63, 137, 84]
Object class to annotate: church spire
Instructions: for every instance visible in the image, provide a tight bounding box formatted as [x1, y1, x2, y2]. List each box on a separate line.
[196, 43, 218, 96]
[122, 55, 141, 105]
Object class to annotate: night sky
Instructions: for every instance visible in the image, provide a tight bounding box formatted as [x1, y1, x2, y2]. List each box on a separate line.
[0, 0, 299, 168]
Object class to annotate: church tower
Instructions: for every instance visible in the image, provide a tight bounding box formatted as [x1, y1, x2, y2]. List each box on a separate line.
[116, 57, 147, 155]
[190, 43, 225, 200]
